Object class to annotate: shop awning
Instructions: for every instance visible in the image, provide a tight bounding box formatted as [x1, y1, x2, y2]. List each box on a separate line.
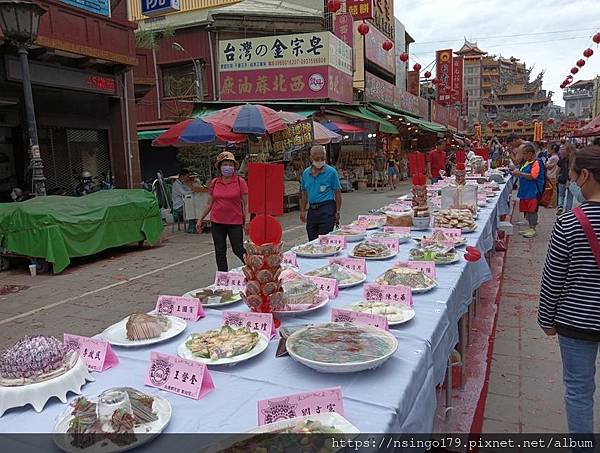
[368, 103, 446, 134]
[138, 129, 167, 140]
[328, 106, 399, 134]
[322, 121, 366, 134]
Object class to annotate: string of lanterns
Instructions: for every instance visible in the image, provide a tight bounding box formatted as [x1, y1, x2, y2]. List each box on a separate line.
[561, 32, 600, 89]
[474, 118, 556, 130]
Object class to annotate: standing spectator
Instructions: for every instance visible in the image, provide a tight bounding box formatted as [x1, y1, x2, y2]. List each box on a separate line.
[196, 152, 248, 272]
[399, 151, 408, 181]
[545, 145, 560, 208]
[372, 149, 386, 192]
[558, 137, 567, 158]
[506, 133, 523, 167]
[558, 144, 576, 214]
[512, 142, 543, 238]
[427, 140, 447, 183]
[172, 169, 200, 233]
[538, 146, 600, 450]
[385, 153, 399, 190]
[300, 145, 342, 241]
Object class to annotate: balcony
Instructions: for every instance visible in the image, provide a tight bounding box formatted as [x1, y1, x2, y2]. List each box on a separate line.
[563, 89, 593, 101]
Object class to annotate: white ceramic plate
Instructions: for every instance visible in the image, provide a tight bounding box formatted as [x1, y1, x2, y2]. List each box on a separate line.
[371, 232, 411, 244]
[273, 293, 330, 317]
[177, 329, 269, 366]
[461, 226, 478, 234]
[375, 273, 438, 294]
[348, 250, 398, 261]
[304, 268, 367, 289]
[346, 302, 416, 326]
[331, 230, 366, 242]
[411, 255, 460, 265]
[182, 285, 243, 307]
[414, 236, 466, 247]
[291, 244, 342, 258]
[247, 412, 360, 434]
[53, 391, 172, 453]
[101, 316, 187, 348]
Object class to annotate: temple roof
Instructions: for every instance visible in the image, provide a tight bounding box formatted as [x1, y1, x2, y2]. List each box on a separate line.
[455, 39, 487, 56]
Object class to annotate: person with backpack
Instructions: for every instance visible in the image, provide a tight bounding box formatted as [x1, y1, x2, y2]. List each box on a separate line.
[512, 142, 544, 238]
[538, 145, 600, 447]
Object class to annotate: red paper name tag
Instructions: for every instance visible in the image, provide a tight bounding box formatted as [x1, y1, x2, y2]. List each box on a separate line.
[363, 283, 413, 308]
[319, 234, 347, 248]
[223, 311, 276, 339]
[331, 308, 389, 330]
[396, 260, 437, 280]
[144, 351, 214, 400]
[282, 251, 298, 267]
[329, 257, 367, 274]
[370, 237, 400, 253]
[307, 276, 339, 298]
[258, 387, 344, 425]
[156, 295, 204, 321]
[214, 271, 246, 289]
[383, 226, 411, 235]
[432, 227, 462, 239]
[64, 334, 119, 372]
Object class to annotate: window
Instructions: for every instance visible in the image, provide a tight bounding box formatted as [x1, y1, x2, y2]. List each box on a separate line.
[569, 101, 576, 109]
[466, 77, 474, 85]
[162, 62, 208, 98]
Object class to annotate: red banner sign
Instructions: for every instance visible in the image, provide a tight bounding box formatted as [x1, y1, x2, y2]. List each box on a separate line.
[407, 70, 420, 96]
[346, 0, 373, 20]
[436, 49, 453, 104]
[394, 89, 421, 117]
[452, 56, 463, 104]
[365, 72, 395, 107]
[333, 12, 354, 50]
[432, 101, 450, 126]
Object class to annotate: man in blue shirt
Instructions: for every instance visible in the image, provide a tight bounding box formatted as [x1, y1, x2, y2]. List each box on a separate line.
[300, 145, 342, 241]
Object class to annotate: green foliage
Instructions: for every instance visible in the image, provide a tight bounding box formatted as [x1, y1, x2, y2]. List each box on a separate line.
[135, 26, 176, 50]
[176, 146, 220, 183]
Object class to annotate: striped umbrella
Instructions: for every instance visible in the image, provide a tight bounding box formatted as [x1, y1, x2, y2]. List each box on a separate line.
[152, 118, 245, 147]
[203, 104, 288, 135]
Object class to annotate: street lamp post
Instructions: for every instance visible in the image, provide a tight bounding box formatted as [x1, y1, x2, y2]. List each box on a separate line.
[0, 0, 47, 196]
[172, 42, 204, 101]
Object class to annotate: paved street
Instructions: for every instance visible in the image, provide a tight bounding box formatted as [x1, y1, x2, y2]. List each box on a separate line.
[0, 186, 409, 350]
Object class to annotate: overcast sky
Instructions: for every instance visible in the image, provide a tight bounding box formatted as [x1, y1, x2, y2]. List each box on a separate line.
[395, 0, 600, 106]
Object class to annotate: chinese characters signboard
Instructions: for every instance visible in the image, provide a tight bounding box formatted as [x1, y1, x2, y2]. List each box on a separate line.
[365, 23, 395, 75]
[452, 56, 463, 104]
[218, 32, 352, 103]
[432, 101, 450, 126]
[394, 89, 422, 117]
[271, 119, 314, 156]
[436, 49, 453, 104]
[407, 70, 420, 96]
[346, 0, 373, 20]
[365, 72, 395, 108]
[333, 12, 354, 50]
[372, 0, 394, 39]
[61, 0, 110, 16]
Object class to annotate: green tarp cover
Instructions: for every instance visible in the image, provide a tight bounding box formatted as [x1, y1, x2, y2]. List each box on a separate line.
[368, 104, 447, 134]
[138, 130, 167, 140]
[0, 189, 164, 273]
[329, 106, 399, 134]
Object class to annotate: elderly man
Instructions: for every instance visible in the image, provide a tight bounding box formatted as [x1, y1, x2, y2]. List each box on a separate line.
[300, 145, 342, 241]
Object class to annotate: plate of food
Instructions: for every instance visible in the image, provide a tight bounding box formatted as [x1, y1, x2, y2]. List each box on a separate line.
[275, 277, 329, 316]
[273, 293, 329, 317]
[305, 263, 367, 289]
[286, 322, 398, 373]
[409, 245, 460, 265]
[53, 387, 171, 453]
[350, 219, 383, 230]
[371, 231, 411, 244]
[101, 314, 187, 347]
[182, 286, 243, 307]
[434, 210, 477, 233]
[331, 227, 366, 242]
[415, 230, 466, 247]
[291, 243, 342, 258]
[349, 241, 397, 260]
[247, 412, 359, 434]
[177, 325, 269, 366]
[375, 267, 437, 293]
[346, 301, 415, 325]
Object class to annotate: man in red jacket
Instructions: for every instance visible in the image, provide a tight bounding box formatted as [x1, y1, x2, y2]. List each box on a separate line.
[428, 140, 447, 183]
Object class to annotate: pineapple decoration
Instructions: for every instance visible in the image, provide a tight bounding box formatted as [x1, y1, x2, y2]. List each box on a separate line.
[242, 163, 285, 327]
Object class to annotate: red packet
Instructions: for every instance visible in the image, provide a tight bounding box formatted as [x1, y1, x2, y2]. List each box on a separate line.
[370, 237, 400, 254]
[64, 333, 119, 372]
[432, 227, 462, 239]
[307, 276, 339, 298]
[258, 387, 344, 425]
[363, 283, 413, 308]
[329, 257, 367, 274]
[396, 260, 437, 280]
[145, 351, 214, 400]
[319, 234, 347, 248]
[214, 271, 246, 290]
[223, 311, 276, 339]
[383, 226, 411, 235]
[156, 295, 204, 321]
[331, 308, 388, 330]
[282, 251, 298, 267]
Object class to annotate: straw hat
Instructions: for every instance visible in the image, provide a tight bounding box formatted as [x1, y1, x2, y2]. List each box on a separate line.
[214, 151, 239, 169]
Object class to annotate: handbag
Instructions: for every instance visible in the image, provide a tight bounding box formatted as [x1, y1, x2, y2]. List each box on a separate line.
[539, 179, 554, 207]
[573, 207, 600, 268]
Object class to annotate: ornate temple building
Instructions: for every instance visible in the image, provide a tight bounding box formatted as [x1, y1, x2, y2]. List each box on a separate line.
[456, 39, 552, 137]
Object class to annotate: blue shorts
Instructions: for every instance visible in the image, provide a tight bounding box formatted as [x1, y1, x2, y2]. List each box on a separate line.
[387, 167, 398, 176]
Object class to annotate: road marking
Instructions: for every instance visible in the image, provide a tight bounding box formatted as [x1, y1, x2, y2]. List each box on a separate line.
[0, 224, 308, 325]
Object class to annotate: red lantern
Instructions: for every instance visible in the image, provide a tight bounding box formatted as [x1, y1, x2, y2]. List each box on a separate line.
[567, 74, 574, 81]
[431, 78, 438, 85]
[547, 118, 555, 125]
[487, 121, 494, 129]
[502, 121, 509, 128]
[327, 0, 341, 12]
[413, 63, 421, 71]
[584, 48, 594, 58]
[424, 70, 431, 78]
[560, 83, 565, 89]
[399, 52, 409, 62]
[594, 33, 600, 44]
[517, 120, 524, 127]
[357, 22, 370, 35]
[382, 40, 393, 51]
[576, 59, 586, 68]
[571, 67, 579, 75]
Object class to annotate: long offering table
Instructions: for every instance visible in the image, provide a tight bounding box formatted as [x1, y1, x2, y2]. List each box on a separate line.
[1, 180, 513, 450]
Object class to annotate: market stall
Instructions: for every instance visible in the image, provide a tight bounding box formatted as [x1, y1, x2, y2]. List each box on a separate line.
[0, 175, 514, 447]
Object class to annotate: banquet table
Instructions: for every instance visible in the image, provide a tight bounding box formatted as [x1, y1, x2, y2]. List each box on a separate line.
[0, 179, 513, 450]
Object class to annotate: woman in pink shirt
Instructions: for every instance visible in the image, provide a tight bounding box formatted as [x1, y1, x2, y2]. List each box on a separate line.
[197, 152, 249, 271]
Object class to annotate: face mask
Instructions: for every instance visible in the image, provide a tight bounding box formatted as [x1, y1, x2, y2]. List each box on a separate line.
[221, 165, 235, 176]
[10, 191, 17, 201]
[312, 161, 325, 169]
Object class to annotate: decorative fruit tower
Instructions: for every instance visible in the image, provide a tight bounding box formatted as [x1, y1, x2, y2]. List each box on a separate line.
[409, 152, 429, 226]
